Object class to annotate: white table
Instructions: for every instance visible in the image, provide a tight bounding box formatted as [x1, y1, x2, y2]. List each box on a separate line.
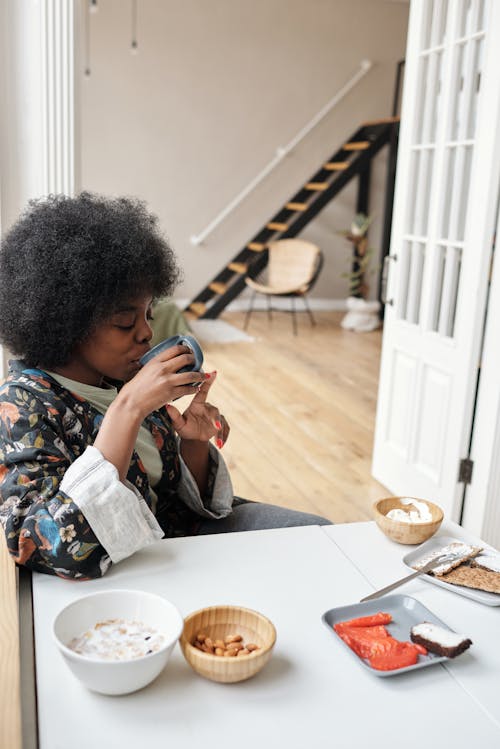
[31, 522, 500, 749]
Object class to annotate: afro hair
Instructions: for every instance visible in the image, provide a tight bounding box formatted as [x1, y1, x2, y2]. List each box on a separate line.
[0, 192, 182, 367]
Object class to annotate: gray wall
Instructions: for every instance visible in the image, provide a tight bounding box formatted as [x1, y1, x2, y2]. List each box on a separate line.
[80, 0, 409, 302]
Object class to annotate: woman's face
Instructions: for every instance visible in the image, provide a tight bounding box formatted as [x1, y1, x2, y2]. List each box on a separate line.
[59, 295, 155, 385]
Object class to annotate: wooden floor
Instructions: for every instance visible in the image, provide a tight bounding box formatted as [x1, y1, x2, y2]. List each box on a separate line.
[193, 309, 388, 523]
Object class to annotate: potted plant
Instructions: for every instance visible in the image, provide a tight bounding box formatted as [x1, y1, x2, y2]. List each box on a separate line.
[339, 213, 381, 332]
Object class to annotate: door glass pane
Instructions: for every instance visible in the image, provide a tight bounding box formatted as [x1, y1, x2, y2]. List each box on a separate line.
[477, 0, 487, 31]
[456, 147, 472, 241]
[459, 0, 474, 37]
[413, 149, 434, 236]
[448, 249, 462, 338]
[430, 0, 448, 47]
[414, 56, 429, 143]
[441, 148, 456, 238]
[422, 0, 436, 50]
[430, 245, 447, 331]
[406, 151, 420, 232]
[467, 39, 484, 138]
[438, 246, 462, 338]
[416, 52, 443, 144]
[442, 146, 472, 242]
[450, 43, 466, 141]
[430, 52, 444, 141]
[459, 0, 488, 36]
[406, 242, 426, 325]
[450, 38, 484, 141]
[397, 240, 411, 321]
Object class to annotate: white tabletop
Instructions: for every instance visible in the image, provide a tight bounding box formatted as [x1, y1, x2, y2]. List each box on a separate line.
[32, 523, 500, 749]
[323, 520, 500, 727]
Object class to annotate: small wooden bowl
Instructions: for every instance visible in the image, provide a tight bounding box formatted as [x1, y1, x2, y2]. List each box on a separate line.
[180, 605, 276, 683]
[373, 497, 444, 545]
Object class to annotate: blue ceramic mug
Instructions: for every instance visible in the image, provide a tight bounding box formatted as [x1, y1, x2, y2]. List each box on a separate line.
[139, 334, 204, 372]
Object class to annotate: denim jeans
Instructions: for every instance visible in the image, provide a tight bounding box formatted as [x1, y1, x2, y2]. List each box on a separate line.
[196, 497, 332, 535]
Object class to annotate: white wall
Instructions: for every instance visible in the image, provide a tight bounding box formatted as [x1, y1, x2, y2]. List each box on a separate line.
[80, 0, 409, 301]
[0, 0, 47, 229]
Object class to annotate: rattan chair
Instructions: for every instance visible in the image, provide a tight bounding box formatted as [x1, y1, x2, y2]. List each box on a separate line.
[243, 239, 324, 335]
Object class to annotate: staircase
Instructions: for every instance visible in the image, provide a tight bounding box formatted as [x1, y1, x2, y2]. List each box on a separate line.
[185, 117, 399, 320]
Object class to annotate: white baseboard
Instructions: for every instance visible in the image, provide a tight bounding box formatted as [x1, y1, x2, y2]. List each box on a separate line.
[175, 297, 348, 312]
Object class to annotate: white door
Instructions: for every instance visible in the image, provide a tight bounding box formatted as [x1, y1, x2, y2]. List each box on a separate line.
[373, 0, 500, 520]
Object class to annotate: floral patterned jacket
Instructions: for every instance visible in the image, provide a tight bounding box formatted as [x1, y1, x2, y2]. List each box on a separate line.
[0, 361, 232, 580]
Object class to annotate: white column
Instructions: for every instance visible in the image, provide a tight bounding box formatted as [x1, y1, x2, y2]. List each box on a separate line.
[0, 0, 77, 377]
[41, 0, 76, 196]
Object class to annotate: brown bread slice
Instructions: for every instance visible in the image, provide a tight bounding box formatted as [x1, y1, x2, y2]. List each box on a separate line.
[439, 565, 500, 595]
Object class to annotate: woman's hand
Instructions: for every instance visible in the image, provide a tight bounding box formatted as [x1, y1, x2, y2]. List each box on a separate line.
[165, 371, 230, 448]
[118, 345, 205, 419]
[166, 371, 229, 494]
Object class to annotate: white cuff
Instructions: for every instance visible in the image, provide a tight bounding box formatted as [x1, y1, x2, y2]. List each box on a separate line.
[60, 446, 164, 564]
[177, 443, 234, 519]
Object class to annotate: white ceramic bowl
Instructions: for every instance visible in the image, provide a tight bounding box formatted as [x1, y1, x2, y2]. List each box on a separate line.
[53, 589, 183, 695]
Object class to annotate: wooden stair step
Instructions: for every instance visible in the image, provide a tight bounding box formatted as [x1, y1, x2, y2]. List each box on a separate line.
[228, 262, 248, 273]
[266, 222, 288, 231]
[247, 242, 266, 252]
[188, 302, 207, 317]
[209, 282, 227, 295]
[305, 182, 329, 191]
[362, 116, 400, 126]
[324, 161, 349, 171]
[285, 202, 309, 211]
[343, 141, 370, 151]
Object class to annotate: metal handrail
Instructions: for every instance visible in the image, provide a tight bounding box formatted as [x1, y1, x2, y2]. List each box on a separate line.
[190, 59, 373, 245]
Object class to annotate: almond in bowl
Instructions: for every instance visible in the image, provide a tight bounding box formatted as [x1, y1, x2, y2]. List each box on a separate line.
[180, 605, 276, 683]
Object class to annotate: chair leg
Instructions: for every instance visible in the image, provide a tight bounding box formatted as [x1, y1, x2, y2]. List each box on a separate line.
[267, 295, 272, 322]
[244, 291, 256, 330]
[291, 297, 298, 335]
[302, 294, 316, 326]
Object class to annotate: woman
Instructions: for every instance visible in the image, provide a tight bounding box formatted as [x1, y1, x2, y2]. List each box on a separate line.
[0, 193, 329, 580]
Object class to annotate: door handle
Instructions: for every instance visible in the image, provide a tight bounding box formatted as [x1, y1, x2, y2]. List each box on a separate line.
[381, 253, 397, 306]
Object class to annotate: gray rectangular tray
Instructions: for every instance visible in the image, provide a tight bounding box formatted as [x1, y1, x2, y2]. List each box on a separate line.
[402, 535, 500, 607]
[322, 594, 454, 677]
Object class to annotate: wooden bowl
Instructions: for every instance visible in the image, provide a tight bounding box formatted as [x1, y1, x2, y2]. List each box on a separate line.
[373, 497, 444, 545]
[180, 605, 276, 683]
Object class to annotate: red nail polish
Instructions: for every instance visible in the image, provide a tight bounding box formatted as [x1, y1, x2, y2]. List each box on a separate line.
[216, 438, 223, 449]
[215, 420, 222, 430]
[204, 372, 211, 379]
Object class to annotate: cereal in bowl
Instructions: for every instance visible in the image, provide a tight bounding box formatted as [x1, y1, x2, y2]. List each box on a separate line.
[68, 618, 166, 661]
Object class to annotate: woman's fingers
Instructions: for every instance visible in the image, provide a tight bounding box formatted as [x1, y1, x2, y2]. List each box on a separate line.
[153, 344, 193, 364]
[172, 384, 205, 400]
[142, 347, 196, 374]
[191, 371, 217, 403]
[215, 413, 230, 449]
[163, 369, 229, 448]
[165, 403, 186, 431]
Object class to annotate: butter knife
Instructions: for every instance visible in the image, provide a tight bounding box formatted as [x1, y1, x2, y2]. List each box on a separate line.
[359, 552, 462, 603]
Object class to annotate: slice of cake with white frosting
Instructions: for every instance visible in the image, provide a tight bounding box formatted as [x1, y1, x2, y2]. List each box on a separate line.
[410, 622, 472, 658]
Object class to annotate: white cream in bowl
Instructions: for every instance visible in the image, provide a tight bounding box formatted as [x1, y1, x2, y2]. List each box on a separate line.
[385, 498, 433, 524]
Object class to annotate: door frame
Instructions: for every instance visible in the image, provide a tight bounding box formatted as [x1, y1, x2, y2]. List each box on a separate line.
[462, 191, 500, 546]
